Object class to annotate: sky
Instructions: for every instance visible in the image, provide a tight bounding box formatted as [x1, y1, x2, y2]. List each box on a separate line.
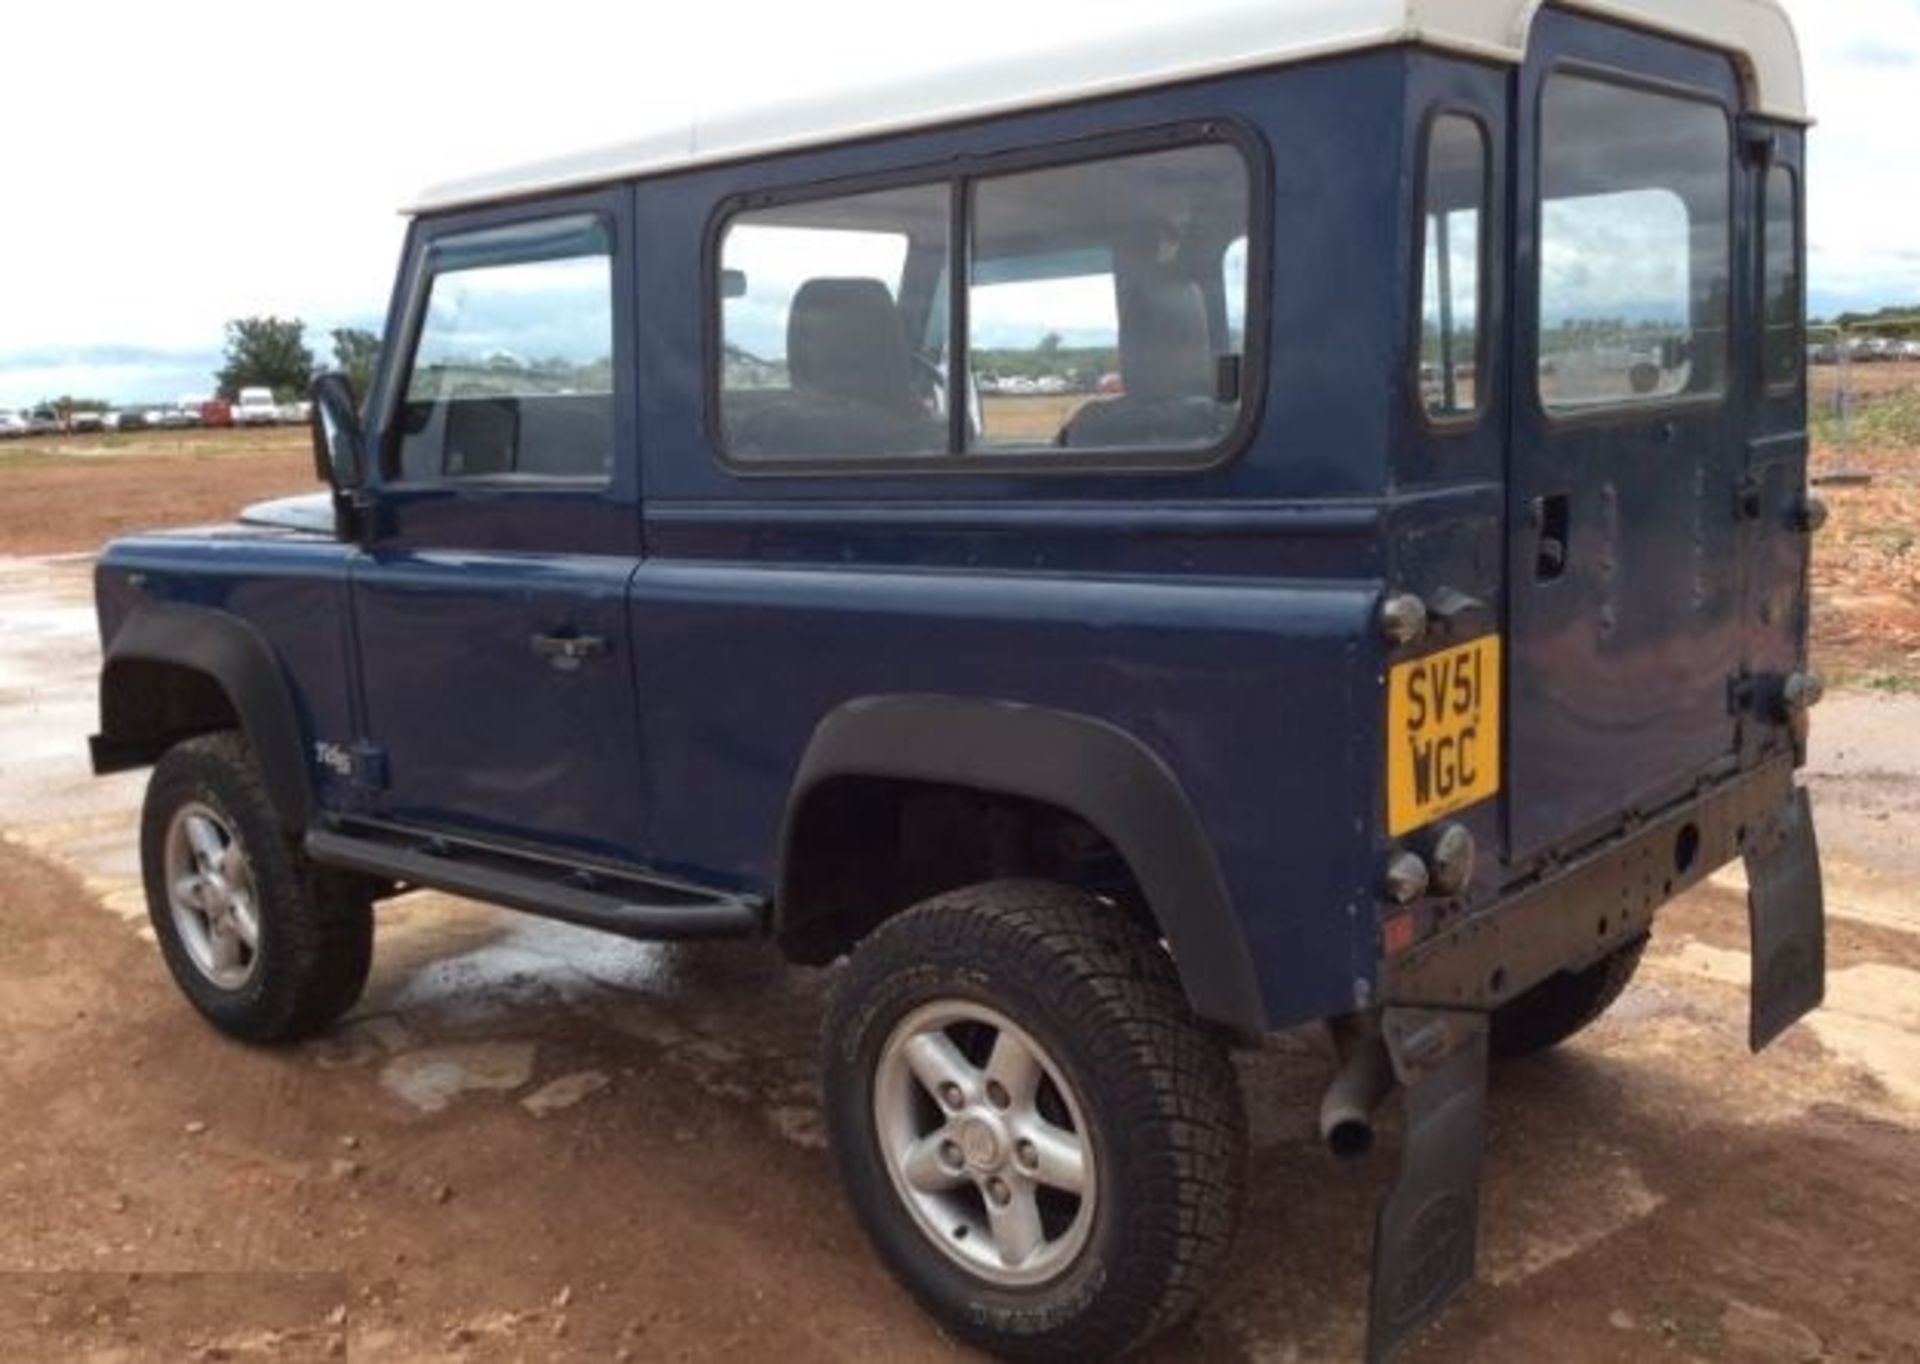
[0, 0, 1915, 408]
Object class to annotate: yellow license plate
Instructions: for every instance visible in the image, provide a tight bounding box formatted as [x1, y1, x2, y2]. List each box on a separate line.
[1387, 635, 1502, 837]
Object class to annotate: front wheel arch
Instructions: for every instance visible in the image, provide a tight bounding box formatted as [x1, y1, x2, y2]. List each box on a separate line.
[94, 604, 313, 833]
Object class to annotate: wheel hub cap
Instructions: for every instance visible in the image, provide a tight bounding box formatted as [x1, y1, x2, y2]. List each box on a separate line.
[162, 801, 261, 991]
[958, 1115, 1004, 1171]
[872, 999, 1097, 1287]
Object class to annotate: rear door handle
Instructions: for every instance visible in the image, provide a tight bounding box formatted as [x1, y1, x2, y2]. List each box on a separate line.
[1533, 493, 1570, 581]
[531, 632, 608, 671]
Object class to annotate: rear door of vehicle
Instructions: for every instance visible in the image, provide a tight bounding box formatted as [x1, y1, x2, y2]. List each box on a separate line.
[1506, 11, 1750, 858]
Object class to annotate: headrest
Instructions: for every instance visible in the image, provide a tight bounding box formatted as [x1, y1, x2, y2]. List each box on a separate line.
[787, 277, 915, 411]
[1118, 277, 1216, 402]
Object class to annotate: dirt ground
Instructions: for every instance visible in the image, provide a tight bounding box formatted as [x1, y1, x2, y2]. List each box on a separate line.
[2, 415, 1919, 1362]
[0, 428, 310, 557]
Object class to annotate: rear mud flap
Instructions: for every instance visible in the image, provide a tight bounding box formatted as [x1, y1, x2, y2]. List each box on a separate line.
[1367, 1009, 1489, 1364]
[1743, 785, 1825, 1052]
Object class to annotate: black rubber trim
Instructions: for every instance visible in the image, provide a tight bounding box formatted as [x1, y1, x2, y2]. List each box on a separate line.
[777, 695, 1266, 1033]
[95, 603, 313, 832]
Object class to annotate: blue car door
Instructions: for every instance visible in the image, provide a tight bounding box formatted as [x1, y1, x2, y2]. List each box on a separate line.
[348, 189, 647, 863]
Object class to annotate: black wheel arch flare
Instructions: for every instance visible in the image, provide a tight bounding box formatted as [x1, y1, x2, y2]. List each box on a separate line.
[776, 694, 1267, 1033]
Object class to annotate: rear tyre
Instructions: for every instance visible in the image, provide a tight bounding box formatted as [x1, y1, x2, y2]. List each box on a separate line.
[141, 732, 373, 1043]
[1490, 935, 1648, 1060]
[823, 880, 1246, 1361]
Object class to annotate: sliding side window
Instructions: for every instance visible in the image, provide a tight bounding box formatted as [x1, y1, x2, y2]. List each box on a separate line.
[969, 143, 1251, 455]
[393, 216, 615, 483]
[719, 184, 952, 462]
[712, 135, 1256, 468]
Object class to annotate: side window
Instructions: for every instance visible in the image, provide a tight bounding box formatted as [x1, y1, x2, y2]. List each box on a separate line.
[1223, 236, 1248, 352]
[1418, 115, 1487, 421]
[1763, 165, 1803, 391]
[970, 253, 1119, 445]
[1537, 76, 1731, 414]
[394, 216, 614, 483]
[968, 144, 1251, 454]
[718, 184, 951, 460]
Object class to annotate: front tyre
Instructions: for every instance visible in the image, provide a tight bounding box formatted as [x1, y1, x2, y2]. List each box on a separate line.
[141, 732, 373, 1044]
[823, 881, 1246, 1361]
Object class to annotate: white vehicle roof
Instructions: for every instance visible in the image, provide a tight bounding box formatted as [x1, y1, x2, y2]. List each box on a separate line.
[409, 0, 1806, 214]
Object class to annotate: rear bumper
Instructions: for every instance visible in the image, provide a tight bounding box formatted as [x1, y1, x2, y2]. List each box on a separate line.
[1384, 757, 1798, 1011]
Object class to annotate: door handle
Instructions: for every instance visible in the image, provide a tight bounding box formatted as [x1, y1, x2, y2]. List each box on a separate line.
[1533, 494, 1570, 582]
[530, 632, 609, 672]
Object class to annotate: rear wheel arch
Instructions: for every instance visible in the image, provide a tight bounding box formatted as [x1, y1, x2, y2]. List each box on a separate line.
[94, 604, 313, 833]
[775, 696, 1267, 1035]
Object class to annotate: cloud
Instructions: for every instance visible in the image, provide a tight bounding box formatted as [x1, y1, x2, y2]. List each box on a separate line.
[1836, 38, 1919, 70]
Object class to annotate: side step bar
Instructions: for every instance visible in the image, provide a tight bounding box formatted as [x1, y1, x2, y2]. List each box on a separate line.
[307, 825, 766, 942]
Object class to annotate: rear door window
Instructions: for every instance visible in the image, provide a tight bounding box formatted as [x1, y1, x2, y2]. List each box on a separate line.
[394, 216, 615, 483]
[1763, 165, 1802, 391]
[1537, 76, 1731, 414]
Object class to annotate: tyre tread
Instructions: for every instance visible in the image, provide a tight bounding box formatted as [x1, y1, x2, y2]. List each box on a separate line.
[827, 879, 1246, 1360]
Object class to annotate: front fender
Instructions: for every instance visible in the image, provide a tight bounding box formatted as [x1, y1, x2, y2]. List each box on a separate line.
[778, 695, 1266, 1033]
[93, 602, 313, 831]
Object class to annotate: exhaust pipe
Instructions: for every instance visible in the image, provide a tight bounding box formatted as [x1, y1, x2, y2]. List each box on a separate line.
[1320, 1028, 1395, 1159]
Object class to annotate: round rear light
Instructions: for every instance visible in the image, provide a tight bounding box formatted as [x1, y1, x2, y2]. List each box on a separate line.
[1382, 850, 1431, 905]
[1428, 823, 1477, 897]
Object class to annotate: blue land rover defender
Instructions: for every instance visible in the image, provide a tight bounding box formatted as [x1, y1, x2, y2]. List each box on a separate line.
[91, 2, 1826, 1358]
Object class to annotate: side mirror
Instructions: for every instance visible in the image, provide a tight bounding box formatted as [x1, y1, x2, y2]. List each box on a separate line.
[309, 372, 365, 489]
[309, 372, 368, 539]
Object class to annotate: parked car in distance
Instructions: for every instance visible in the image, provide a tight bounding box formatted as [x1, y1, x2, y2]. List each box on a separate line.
[69, 409, 107, 434]
[232, 387, 281, 427]
[109, 408, 153, 433]
[163, 396, 211, 429]
[0, 411, 27, 439]
[277, 399, 313, 425]
[26, 407, 62, 435]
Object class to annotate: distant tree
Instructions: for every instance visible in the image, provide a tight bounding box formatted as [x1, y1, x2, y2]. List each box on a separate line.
[330, 327, 382, 402]
[215, 316, 316, 401]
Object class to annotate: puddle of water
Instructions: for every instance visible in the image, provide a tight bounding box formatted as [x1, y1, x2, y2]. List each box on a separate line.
[379, 1042, 538, 1113]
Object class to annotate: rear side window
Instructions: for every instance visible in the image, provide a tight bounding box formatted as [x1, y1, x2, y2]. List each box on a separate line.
[719, 184, 952, 460]
[1418, 115, 1488, 422]
[713, 136, 1254, 467]
[969, 144, 1249, 455]
[1537, 76, 1731, 415]
[394, 216, 615, 483]
[1763, 165, 1803, 390]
